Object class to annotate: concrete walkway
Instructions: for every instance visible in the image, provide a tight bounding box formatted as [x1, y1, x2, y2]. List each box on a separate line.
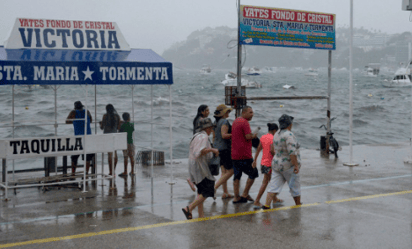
[1, 143, 412, 248]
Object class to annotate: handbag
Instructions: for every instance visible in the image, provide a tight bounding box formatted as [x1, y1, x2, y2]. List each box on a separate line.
[208, 154, 220, 176]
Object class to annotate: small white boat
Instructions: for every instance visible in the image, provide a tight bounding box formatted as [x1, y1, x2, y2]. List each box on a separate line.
[283, 84, 295, 89]
[246, 67, 261, 76]
[200, 64, 212, 74]
[221, 72, 262, 88]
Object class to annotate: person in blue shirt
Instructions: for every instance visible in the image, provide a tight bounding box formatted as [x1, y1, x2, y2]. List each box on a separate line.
[66, 101, 94, 175]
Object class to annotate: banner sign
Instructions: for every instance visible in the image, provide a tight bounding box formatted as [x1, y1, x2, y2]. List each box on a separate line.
[0, 60, 173, 85]
[0, 133, 127, 160]
[5, 18, 131, 51]
[240, 5, 336, 50]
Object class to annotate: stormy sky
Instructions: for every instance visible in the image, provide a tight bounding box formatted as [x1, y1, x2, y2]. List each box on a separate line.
[0, 0, 411, 54]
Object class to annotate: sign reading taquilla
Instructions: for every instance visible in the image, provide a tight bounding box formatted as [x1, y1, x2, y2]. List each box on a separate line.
[5, 18, 131, 51]
[0, 133, 127, 160]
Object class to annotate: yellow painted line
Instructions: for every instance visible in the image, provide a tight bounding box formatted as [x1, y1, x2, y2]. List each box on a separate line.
[0, 190, 411, 248]
[325, 190, 412, 204]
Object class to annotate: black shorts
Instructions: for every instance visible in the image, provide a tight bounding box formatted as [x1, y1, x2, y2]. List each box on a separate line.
[71, 154, 95, 164]
[261, 165, 272, 175]
[219, 149, 233, 170]
[196, 178, 215, 198]
[233, 159, 259, 180]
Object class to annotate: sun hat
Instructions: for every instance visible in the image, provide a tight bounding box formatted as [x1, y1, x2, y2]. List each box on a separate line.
[74, 101, 84, 110]
[278, 114, 294, 129]
[213, 104, 233, 117]
[198, 118, 215, 130]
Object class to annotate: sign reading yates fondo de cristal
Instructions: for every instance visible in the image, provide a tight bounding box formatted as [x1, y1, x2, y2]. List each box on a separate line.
[5, 18, 131, 51]
[240, 5, 336, 50]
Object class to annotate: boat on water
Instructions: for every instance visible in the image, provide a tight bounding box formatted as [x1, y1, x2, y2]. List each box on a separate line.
[364, 63, 380, 77]
[383, 66, 412, 87]
[221, 72, 262, 88]
[200, 64, 212, 74]
[305, 68, 318, 77]
[246, 67, 261, 76]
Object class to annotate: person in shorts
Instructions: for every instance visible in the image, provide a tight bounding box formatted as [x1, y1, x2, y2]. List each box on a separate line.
[182, 118, 219, 220]
[213, 104, 234, 199]
[65, 101, 94, 175]
[118, 112, 135, 176]
[263, 114, 302, 209]
[252, 123, 283, 208]
[231, 106, 259, 204]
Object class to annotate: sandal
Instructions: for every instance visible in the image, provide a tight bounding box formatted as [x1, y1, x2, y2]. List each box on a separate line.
[182, 206, 192, 220]
[246, 195, 254, 202]
[233, 197, 248, 204]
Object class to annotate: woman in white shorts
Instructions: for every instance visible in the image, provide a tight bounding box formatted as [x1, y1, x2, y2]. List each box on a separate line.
[262, 114, 302, 209]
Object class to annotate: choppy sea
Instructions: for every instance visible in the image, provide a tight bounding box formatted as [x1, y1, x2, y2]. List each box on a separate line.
[0, 68, 410, 169]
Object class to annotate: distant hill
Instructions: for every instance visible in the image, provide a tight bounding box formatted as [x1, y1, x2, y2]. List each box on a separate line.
[162, 26, 412, 70]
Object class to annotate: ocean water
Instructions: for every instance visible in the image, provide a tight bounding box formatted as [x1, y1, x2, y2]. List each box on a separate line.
[0, 68, 410, 169]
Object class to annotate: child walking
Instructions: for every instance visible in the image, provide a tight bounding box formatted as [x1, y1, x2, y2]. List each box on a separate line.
[119, 112, 135, 176]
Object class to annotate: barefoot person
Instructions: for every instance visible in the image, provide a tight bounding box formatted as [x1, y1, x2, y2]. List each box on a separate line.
[118, 112, 135, 176]
[213, 104, 234, 199]
[100, 104, 121, 176]
[182, 118, 219, 219]
[252, 123, 283, 208]
[263, 114, 302, 209]
[231, 106, 259, 204]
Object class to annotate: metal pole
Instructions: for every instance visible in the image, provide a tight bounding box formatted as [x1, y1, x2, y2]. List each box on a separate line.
[236, 0, 242, 118]
[344, 0, 358, 166]
[95, 85, 97, 134]
[327, 51, 332, 133]
[12, 85, 15, 181]
[168, 85, 174, 184]
[131, 85, 135, 173]
[326, 51, 332, 154]
[54, 86, 58, 136]
[54, 86, 58, 175]
[82, 84, 88, 192]
[151, 85, 154, 197]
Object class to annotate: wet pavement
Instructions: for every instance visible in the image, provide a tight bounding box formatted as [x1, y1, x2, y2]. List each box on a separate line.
[1, 143, 412, 248]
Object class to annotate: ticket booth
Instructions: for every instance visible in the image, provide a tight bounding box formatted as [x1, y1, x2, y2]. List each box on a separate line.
[0, 18, 174, 200]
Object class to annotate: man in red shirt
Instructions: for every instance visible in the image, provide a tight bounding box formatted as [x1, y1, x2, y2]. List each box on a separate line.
[231, 106, 259, 203]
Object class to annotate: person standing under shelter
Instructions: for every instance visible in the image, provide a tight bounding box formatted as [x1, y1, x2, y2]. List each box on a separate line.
[231, 106, 259, 204]
[66, 101, 94, 175]
[118, 112, 135, 176]
[182, 118, 219, 220]
[100, 104, 121, 176]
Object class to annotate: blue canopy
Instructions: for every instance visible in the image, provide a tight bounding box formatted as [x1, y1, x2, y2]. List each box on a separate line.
[0, 47, 173, 85]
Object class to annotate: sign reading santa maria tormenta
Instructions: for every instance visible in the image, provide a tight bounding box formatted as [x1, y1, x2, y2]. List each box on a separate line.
[5, 18, 131, 51]
[240, 5, 336, 50]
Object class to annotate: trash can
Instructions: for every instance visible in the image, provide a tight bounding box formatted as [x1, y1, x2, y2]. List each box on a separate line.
[136, 150, 164, 166]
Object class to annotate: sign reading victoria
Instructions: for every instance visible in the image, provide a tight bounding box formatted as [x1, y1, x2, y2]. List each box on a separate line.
[5, 18, 130, 51]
